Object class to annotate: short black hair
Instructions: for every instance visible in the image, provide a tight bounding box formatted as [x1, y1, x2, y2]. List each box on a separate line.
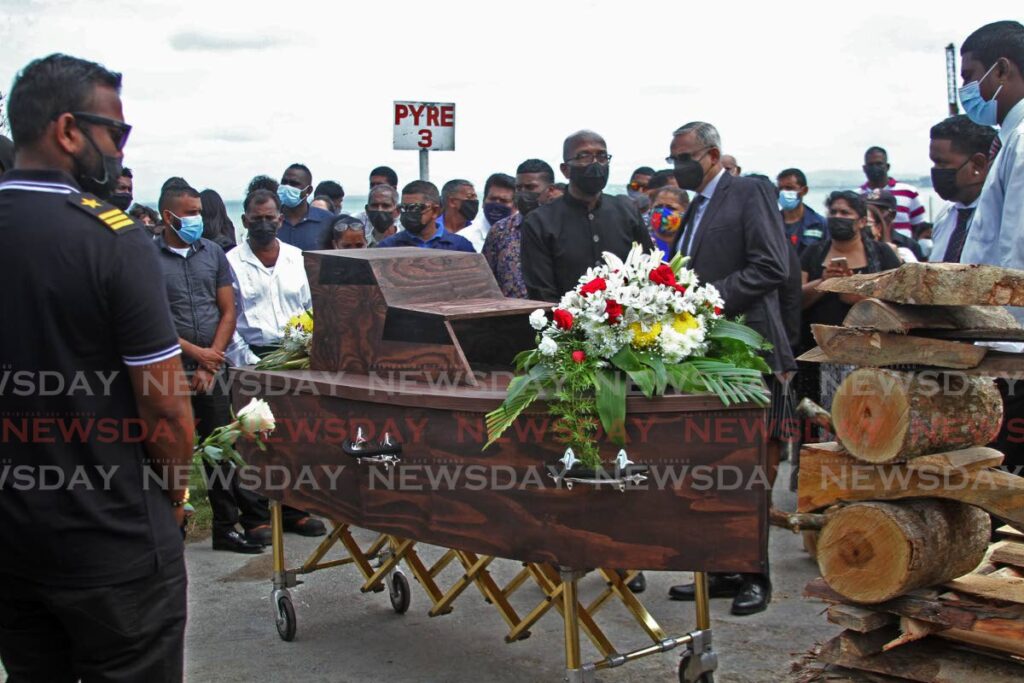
[647, 169, 676, 191]
[929, 115, 999, 157]
[826, 190, 867, 218]
[7, 53, 122, 148]
[402, 180, 441, 205]
[562, 129, 605, 162]
[369, 166, 399, 187]
[483, 173, 515, 199]
[0, 135, 14, 174]
[441, 179, 472, 205]
[128, 203, 159, 224]
[158, 182, 200, 213]
[120, 167, 133, 179]
[631, 166, 656, 179]
[284, 163, 312, 186]
[962, 21, 1024, 73]
[247, 174, 278, 195]
[552, 182, 568, 193]
[244, 188, 281, 213]
[777, 167, 807, 187]
[864, 146, 887, 162]
[161, 176, 189, 192]
[516, 159, 555, 184]
[314, 180, 344, 201]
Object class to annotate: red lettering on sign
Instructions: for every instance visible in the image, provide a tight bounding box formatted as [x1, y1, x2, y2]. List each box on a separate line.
[418, 129, 433, 148]
[426, 106, 439, 126]
[394, 104, 409, 125]
[440, 105, 455, 127]
[410, 104, 425, 125]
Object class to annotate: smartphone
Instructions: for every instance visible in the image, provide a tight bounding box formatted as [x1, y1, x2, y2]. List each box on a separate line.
[830, 257, 848, 269]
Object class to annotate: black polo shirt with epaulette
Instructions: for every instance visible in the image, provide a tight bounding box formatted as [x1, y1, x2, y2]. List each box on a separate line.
[0, 169, 185, 587]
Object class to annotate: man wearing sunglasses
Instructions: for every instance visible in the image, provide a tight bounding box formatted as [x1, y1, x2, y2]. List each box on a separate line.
[0, 54, 192, 681]
[376, 180, 475, 252]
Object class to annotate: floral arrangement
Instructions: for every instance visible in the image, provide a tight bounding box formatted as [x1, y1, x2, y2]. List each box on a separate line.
[194, 397, 277, 467]
[255, 309, 313, 370]
[485, 244, 772, 469]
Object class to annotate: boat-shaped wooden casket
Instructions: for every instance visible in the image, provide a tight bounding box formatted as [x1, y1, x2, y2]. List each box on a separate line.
[232, 248, 768, 573]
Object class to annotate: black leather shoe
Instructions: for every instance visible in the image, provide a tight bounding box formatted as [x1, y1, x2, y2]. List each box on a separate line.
[244, 524, 272, 546]
[627, 572, 646, 594]
[731, 577, 772, 615]
[669, 573, 744, 601]
[285, 515, 327, 537]
[213, 530, 264, 554]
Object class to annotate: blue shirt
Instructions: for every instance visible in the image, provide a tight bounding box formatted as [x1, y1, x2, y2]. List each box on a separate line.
[677, 168, 726, 255]
[277, 204, 334, 252]
[377, 224, 475, 252]
[783, 204, 829, 253]
[960, 98, 1024, 325]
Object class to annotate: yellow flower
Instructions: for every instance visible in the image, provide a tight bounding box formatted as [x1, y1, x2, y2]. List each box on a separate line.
[672, 312, 700, 334]
[297, 311, 314, 333]
[629, 321, 662, 348]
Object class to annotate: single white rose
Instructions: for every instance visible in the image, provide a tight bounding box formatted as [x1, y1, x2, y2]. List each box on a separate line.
[529, 309, 548, 331]
[539, 336, 559, 356]
[237, 398, 276, 435]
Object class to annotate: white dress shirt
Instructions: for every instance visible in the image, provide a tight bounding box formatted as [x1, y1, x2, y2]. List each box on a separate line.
[677, 168, 727, 255]
[226, 239, 311, 365]
[929, 198, 979, 264]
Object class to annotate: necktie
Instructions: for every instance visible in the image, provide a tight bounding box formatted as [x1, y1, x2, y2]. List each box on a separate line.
[678, 195, 706, 256]
[942, 206, 975, 262]
[989, 135, 1003, 161]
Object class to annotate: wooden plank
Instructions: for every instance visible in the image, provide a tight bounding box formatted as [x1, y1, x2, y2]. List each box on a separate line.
[937, 627, 1024, 658]
[944, 573, 1024, 605]
[841, 626, 902, 658]
[797, 445, 1024, 527]
[816, 262, 1024, 306]
[990, 541, 1024, 570]
[884, 618, 942, 651]
[996, 525, 1024, 542]
[828, 604, 897, 633]
[811, 325, 987, 369]
[797, 348, 1024, 380]
[843, 298, 1022, 336]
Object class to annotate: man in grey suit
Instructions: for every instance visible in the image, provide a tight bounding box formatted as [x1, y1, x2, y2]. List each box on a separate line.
[665, 121, 795, 615]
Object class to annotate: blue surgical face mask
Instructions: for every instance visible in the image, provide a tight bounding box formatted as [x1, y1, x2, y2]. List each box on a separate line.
[959, 61, 1003, 126]
[278, 183, 307, 209]
[170, 212, 204, 244]
[779, 189, 801, 211]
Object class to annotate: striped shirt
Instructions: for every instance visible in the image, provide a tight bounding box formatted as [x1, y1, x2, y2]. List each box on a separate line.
[859, 177, 925, 237]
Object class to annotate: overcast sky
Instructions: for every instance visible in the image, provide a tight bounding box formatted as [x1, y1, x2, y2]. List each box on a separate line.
[0, 1, 1010, 201]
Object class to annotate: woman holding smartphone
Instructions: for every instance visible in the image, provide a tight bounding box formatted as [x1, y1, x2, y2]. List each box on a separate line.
[797, 191, 901, 409]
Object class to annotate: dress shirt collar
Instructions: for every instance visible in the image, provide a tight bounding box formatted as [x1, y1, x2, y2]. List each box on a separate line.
[156, 234, 206, 255]
[1000, 98, 1024, 144]
[954, 197, 980, 210]
[700, 168, 727, 201]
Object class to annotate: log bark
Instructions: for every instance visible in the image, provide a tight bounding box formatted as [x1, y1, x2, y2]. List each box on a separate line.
[843, 298, 1022, 336]
[817, 500, 990, 604]
[831, 369, 1003, 463]
[816, 262, 1024, 306]
[812, 325, 987, 369]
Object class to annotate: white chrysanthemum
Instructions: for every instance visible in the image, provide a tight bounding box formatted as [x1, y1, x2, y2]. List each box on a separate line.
[538, 336, 559, 356]
[529, 309, 548, 331]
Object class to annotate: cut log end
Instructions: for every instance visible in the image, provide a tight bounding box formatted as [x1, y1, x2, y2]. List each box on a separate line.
[831, 369, 909, 463]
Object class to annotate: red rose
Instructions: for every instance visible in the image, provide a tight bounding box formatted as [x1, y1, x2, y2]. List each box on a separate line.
[649, 264, 677, 287]
[572, 350, 586, 364]
[553, 309, 574, 330]
[673, 284, 688, 295]
[714, 306, 723, 316]
[579, 277, 607, 297]
[604, 299, 623, 324]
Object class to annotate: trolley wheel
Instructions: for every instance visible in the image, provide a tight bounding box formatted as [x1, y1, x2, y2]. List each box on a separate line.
[678, 657, 714, 683]
[276, 594, 297, 641]
[389, 571, 411, 614]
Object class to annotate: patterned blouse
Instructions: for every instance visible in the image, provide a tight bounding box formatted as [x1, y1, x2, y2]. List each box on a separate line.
[482, 212, 528, 298]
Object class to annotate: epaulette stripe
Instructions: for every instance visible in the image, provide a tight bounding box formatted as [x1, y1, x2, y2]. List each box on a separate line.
[98, 209, 123, 220]
[107, 219, 134, 230]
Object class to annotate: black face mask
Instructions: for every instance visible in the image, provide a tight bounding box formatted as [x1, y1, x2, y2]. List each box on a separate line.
[366, 210, 394, 232]
[457, 198, 479, 221]
[401, 209, 429, 234]
[569, 162, 609, 195]
[672, 159, 705, 191]
[247, 219, 278, 248]
[514, 190, 541, 215]
[828, 216, 858, 242]
[109, 192, 133, 211]
[73, 129, 122, 199]
[930, 160, 971, 202]
[483, 202, 513, 225]
[864, 163, 887, 185]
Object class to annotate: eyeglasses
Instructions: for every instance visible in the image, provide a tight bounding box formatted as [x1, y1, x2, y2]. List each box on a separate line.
[399, 203, 431, 213]
[70, 112, 132, 151]
[628, 180, 648, 191]
[665, 146, 711, 166]
[332, 221, 365, 233]
[565, 152, 612, 166]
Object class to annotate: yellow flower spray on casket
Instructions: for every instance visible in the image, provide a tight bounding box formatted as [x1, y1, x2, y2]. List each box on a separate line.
[254, 309, 314, 370]
[193, 397, 277, 467]
[484, 244, 772, 469]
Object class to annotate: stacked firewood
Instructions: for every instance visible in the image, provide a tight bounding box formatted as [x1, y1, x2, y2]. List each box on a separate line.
[790, 263, 1024, 682]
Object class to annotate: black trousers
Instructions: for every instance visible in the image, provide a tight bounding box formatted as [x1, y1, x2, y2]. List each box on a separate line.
[0, 556, 187, 683]
[192, 386, 270, 536]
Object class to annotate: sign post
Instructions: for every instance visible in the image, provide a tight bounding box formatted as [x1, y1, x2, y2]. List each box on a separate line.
[393, 101, 456, 182]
